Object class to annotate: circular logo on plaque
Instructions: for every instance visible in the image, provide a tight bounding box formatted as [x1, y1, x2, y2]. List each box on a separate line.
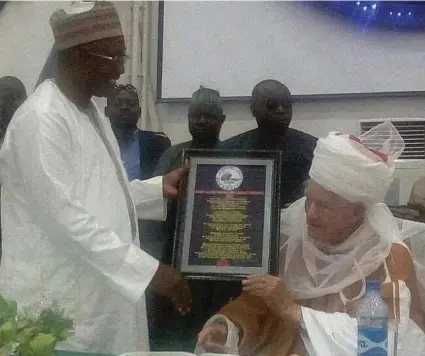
[216, 166, 243, 190]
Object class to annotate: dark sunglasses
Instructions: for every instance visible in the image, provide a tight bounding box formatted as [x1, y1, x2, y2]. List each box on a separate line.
[266, 98, 291, 111]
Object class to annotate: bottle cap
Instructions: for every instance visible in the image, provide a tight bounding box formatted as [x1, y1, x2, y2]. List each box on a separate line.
[366, 280, 381, 291]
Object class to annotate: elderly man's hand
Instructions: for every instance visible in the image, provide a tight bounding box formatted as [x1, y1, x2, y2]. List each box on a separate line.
[197, 322, 228, 353]
[162, 160, 189, 199]
[242, 274, 301, 323]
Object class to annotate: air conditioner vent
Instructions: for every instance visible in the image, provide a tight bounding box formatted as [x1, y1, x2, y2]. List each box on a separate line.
[359, 119, 425, 160]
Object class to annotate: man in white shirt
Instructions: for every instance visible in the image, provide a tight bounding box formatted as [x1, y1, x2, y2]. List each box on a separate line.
[0, 1, 190, 354]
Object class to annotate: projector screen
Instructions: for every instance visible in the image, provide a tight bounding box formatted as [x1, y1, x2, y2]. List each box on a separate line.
[158, 1, 425, 100]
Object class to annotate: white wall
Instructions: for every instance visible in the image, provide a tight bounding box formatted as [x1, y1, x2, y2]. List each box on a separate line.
[160, 1, 425, 98]
[148, 2, 425, 144]
[1, 1, 425, 146]
[0, 1, 60, 91]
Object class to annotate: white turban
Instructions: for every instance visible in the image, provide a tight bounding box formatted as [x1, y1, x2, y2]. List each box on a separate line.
[280, 122, 405, 300]
[310, 121, 404, 205]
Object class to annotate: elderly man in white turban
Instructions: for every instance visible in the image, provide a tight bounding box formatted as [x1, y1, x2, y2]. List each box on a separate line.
[196, 122, 425, 356]
[0, 1, 191, 355]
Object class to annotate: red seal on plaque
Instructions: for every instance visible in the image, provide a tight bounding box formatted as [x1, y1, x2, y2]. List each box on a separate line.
[216, 258, 229, 267]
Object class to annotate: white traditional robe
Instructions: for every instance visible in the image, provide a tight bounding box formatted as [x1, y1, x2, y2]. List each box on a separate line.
[0, 80, 165, 354]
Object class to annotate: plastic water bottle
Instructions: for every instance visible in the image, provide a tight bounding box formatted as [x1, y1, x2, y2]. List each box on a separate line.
[356, 280, 389, 356]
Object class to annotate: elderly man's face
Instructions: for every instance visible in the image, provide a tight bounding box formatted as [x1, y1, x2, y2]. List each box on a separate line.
[78, 36, 126, 98]
[305, 182, 365, 246]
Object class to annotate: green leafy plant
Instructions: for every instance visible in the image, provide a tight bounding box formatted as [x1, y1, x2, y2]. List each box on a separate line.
[0, 297, 74, 356]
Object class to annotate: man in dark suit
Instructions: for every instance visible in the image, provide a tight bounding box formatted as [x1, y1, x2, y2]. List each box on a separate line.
[105, 83, 172, 256]
[221, 79, 317, 207]
[105, 84, 171, 182]
[105, 83, 172, 255]
[154, 86, 226, 266]
[105, 85, 171, 258]
[154, 86, 225, 176]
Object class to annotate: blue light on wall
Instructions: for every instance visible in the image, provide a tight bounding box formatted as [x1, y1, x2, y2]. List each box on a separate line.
[315, 1, 425, 31]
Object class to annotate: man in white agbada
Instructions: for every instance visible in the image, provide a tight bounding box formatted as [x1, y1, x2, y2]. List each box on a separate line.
[0, 2, 191, 354]
[197, 122, 425, 356]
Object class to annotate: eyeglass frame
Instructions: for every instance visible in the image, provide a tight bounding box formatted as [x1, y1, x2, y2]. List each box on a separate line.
[87, 52, 130, 63]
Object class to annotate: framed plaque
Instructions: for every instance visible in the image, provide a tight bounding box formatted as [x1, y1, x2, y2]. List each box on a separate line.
[172, 149, 281, 280]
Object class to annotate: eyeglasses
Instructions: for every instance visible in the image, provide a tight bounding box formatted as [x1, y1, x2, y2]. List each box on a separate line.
[87, 52, 130, 63]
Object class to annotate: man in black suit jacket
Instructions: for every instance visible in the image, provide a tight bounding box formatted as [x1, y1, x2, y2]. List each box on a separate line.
[221, 79, 317, 208]
[106, 84, 171, 258]
[105, 84, 171, 182]
[105, 84, 171, 252]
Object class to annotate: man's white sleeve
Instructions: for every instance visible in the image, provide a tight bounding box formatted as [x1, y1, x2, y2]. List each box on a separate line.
[0, 110, 159, 304]
[129, 176, 167, 221]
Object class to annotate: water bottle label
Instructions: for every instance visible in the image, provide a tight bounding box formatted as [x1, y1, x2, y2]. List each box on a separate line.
[358, 326, 388, 356]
